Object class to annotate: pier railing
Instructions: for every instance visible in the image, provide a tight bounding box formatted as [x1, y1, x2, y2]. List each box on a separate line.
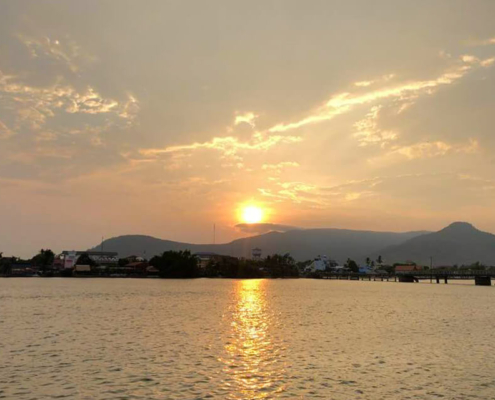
[320, 270, 494, 285]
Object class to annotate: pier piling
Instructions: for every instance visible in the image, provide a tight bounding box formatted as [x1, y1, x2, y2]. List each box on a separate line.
[475, 276, 491, 286]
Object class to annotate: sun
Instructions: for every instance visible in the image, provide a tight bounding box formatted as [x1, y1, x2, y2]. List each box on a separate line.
[241, 205, 264, 224]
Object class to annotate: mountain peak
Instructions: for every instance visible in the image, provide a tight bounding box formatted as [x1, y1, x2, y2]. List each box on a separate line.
[441, 221, 477, 232]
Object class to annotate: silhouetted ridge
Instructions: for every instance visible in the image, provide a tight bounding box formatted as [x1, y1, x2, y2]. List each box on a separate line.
[440, 221, 477, 233]
[92, 222, 495, 266]
[90, 228, 428, 263]
[378, 222, 495, 265]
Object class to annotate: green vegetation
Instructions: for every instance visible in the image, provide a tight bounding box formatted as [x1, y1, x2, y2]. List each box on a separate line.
[31, 249, 55, 267]
[150, 250, 199, 278]
[204, 257, 263, 279]
[345, 258, 359, 273]
[146, 251, 300, 279]
[31, 249, 56, 275]
[4, 247, 495, 279]
[263, 253, 299, 278]
[193, 252, 298, 278]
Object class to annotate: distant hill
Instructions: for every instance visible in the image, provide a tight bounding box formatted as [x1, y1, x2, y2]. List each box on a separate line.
[90, 228, 428, 263]
[377, 222, 495, 266]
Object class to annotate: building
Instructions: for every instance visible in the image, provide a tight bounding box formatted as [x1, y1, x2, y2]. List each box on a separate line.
[9, 262, 37, 276]
[195, 252, 221, 269]
[61, 251, 78, 269]
[146, 266, 159, 276]
[307, 255, 338, 272]
[125, 261, 149, 274]
[73, 265, 92, 275]
[123, 255, 146, 263]
[194, 252, 238, 270]
[252, 248, 262, 260]
[60, 251, 119, 268]
[395, 264, 422, 273]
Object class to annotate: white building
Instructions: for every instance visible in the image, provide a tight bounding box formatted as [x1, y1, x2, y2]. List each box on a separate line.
[252, 248, 262, 260]
[307, 255, 338, 272]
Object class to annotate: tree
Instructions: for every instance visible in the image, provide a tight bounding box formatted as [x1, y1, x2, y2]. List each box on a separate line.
[31, 249, 55, 274]
[118, 258, 130, 267]
[0, 253, 10, 275]
[366, 257, 371, 267]
[376, 255, 383, 265]
[237, 259, 264, 279]
[150, 250, 199, 278]
[470, 261, 486, 271]
[263, 253, 298, 278]
[345, 258, 359, 273]
[205, 256, 239, 278]
[296, 260, 312, 274]
[32, 249, 55, 266]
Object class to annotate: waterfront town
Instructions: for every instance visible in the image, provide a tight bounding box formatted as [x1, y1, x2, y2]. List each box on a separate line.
[0, 247, 492, 280]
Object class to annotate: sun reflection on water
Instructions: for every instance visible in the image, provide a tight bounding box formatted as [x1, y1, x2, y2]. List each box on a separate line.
[221, 279, 287, 399]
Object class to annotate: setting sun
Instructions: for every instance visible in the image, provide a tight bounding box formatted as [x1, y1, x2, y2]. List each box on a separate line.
[242, 206, 264, 224]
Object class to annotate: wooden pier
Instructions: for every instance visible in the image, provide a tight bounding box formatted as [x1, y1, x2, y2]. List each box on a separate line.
[321, 271, 494, 286]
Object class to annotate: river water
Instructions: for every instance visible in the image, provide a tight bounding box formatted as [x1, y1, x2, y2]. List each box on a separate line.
[1, 278, 494, 399]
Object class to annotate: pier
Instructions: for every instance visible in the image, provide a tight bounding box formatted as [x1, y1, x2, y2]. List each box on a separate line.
[321, 271, 494, 286]
[398, 270, 494, 286]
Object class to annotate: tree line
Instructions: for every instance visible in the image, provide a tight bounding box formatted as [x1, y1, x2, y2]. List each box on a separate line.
[149, 251, 300, 279]
[0, 249, 55, 275]
[3, 249, 495, 278]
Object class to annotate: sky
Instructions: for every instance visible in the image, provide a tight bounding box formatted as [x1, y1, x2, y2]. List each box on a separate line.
[1, 0, 495, 257]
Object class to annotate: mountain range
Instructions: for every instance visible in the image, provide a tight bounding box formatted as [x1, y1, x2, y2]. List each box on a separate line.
[91, 222, 495, 266]
[377, 222, 495, 266]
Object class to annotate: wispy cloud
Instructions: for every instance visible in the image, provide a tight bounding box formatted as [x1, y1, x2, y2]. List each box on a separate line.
[353, 74, 395, 88]
[262, 161, 299, 172]
[258, 181, 318, 204]
[140, 133, 302, 160]
[269, 56, 493, 133]
[366, 139, 480, 168]
[354, 81, 373, 87]
[18, 35, 95, 73]
[0, 119, 14, 139]
[0, 70, 139, 132]
[234, 112, 258, 128]
[466, 37, 495, 47]
[235, 222, 300, 234]
[353, 105, 397, 147]
[391, 139, 479, 160]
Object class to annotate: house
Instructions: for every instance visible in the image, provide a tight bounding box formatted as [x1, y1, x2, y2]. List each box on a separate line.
[359, 266, 374, 274]
[125, 261, 149, 274]
[307, 255, 338, 272]
[73, 265, 92, 276]
[60, 250, 119, 267]
[195, 252, 223, 269]
[146, 266, 159, 276]
[395, 264, 422, 273]
[123, 255, 146, 263]
[10, 264, 37, 276]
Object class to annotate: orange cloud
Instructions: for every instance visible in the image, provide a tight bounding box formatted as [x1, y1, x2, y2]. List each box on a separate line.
[268, 57, 493, 133]
[140, 133, 302, 160]
[0, 70, 139, 132]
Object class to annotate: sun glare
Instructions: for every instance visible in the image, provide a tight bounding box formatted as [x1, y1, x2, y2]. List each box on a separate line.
[242, 206, 264, 224]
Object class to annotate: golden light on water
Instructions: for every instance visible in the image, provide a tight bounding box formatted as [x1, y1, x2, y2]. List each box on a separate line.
[222, 280, 287, 399]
